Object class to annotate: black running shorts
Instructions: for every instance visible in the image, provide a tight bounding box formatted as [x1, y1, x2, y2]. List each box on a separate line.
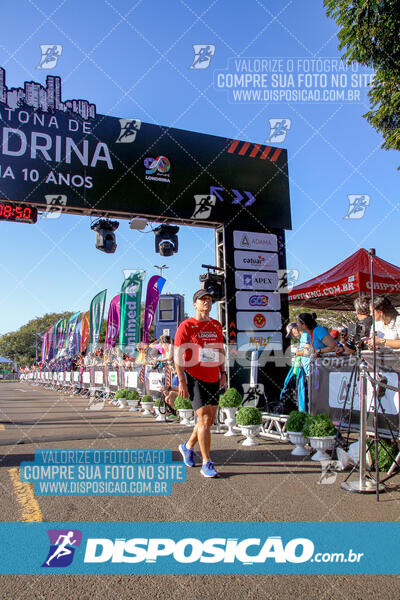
[185, 371, 220, 412]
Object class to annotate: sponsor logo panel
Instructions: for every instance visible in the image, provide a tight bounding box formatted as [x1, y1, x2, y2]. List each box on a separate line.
[235, 270, 279, 290]
[237, 331, 283, 351]
[233, 230, 277, 251]
[236, 291, 281, 311]
[234, 250, 278, 271]
[237, 311, 282, 331]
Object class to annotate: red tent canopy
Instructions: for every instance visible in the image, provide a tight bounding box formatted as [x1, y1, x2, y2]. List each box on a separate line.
[289, 249, 400, 310]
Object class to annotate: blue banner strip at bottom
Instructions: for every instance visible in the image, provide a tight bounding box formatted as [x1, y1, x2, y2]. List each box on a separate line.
[0, 522, 397, 574]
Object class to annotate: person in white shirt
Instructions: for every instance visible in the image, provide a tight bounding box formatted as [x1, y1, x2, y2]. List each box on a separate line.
[368, 296, 400, 349]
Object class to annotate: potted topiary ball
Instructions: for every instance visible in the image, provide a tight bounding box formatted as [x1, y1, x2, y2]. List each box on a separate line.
[114, 388, 128, 409]
[219, 387, 242, 437]
[236, 406, 262, 446]
[141, 394, 155, 415]
[302, 413, 336, 461]
[174, 396, 194, 426]
[126, 389, 140, 412]
[286, 411, 310, 456]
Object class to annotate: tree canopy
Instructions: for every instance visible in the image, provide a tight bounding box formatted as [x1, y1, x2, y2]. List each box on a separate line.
[324, 0, 400, 156]
[0, 312, 73, 367]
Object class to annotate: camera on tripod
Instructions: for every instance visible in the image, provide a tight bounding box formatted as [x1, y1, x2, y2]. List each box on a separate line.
[345, 317, 372, 351]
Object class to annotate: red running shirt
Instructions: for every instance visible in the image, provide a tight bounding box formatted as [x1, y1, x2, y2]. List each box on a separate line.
[174, 317, 224, 382]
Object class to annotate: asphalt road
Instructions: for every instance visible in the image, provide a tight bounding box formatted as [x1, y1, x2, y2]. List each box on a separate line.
[0, 382, 399, 599]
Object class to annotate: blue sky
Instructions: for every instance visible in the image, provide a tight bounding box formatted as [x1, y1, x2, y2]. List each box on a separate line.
[0, 0, 398, 334]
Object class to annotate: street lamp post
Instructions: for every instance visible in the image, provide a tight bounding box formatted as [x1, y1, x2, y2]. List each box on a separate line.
[154, 264, 168, 277]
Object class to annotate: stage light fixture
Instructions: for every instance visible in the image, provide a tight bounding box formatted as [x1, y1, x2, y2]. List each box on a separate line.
[91, 218, 119, 253]
[199, 264, 225, 301]
[154, 224, 179, 257]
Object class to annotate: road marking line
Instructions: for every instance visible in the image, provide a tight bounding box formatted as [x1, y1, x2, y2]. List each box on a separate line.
[8, 467, 43, 522]
[15, 388, 27, 393]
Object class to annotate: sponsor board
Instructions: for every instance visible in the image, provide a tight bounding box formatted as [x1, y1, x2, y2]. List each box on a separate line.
[236, 291, 281, 311]
[233, 230, 277, 251]
[82, 372, 90, 384]
[237, 331, 283, 351]
[73, 372, 79, 383]
[234, 250, 278, 271]
[237, 311, 282, 331]
[328, 372, 399, 415]
[235, 270, 279, 290]
[94, 371, 104, 385]
[148, 372, 165, 392]
[108, 372, 118, 387]
[124, 371, 139, 389]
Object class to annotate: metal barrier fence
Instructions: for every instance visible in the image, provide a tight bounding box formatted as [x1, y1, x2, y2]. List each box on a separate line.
[20, 365, 167, 398]
[0, 373, 19, 382]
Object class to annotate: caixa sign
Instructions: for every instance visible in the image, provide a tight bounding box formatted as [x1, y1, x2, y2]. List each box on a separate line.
[235, 291, 281, 311]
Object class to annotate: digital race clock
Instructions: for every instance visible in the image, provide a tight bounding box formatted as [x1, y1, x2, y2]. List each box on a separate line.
[0, 201, 38, 224]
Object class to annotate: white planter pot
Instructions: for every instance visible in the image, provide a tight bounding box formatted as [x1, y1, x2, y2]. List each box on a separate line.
[118, 398, 127, 409]
[154, 405, 166, 422]
[177, 409, 194, 426]
[223, 407, 238, 437]
[287, 431, 310, 456]
[127, 399, 140, 412]
[309, 435, 336, 462]
[142, 402, 155, 415]
[240, 424, 261, 446]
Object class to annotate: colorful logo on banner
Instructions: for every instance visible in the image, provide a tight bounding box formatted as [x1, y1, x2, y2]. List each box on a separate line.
[89, 290, 107, 352]
[142, 275, 166, 343]
[42, 529, 82, 568]
[119, 271, 145, 356]
[104, 294, 120, 349]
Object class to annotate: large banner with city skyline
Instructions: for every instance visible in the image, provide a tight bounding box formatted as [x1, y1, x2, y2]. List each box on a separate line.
[0, 67, 291, 229]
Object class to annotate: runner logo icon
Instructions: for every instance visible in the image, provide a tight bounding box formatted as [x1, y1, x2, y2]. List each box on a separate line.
[42, 529, 82, 567]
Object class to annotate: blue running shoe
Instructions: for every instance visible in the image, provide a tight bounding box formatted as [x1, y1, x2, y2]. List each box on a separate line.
[179, 443, 195, 467]
[201, 461, 219, 478]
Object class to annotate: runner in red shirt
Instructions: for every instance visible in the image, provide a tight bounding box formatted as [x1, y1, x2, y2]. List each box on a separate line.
[175, 289, 226, 478]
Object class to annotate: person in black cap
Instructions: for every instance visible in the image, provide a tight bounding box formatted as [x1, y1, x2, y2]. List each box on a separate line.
[174, 289, 225, 478]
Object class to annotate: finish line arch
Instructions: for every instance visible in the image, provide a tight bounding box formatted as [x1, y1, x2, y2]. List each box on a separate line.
[0, 67, 292, 402]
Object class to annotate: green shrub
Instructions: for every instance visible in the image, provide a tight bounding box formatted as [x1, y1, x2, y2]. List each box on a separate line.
[302, 413, 336, 438]
[126, 389, 139, 401]
[219, 387, 242, 408]
[236, 406, 262, 426]
[368, 438, 397, 472]
[286, 410, 309, 433]
[141, 394, 154, 403]
[155, 397, 164, 407]
[174, 396, 192, 410]
[115, 388, 128, 399]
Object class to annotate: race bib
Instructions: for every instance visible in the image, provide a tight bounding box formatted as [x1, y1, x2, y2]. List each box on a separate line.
[199, 348, 219, 363]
